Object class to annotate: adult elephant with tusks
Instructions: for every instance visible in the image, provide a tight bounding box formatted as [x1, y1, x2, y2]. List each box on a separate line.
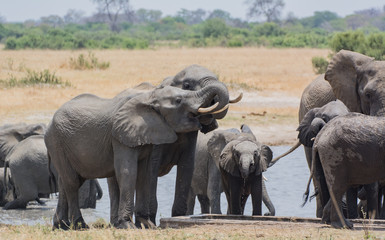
[45, 66, 239, 230]
[138, 65, 241, 226]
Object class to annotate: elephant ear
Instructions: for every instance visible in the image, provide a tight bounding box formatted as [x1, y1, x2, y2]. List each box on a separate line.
[297, 108, 318, 147]
[207, 129, 240, 169]
[325, 50, 374, 112]
[259, 145, 273, 173]
[219, 140, 241, 177]
[112, 96, 177, 147]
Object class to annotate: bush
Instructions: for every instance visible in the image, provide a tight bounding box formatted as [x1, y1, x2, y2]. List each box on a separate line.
[312, 56, 329, 74]
[5, 37, 17, 49]
[69, 52, 110, 70]
[330, 31, 365, 53]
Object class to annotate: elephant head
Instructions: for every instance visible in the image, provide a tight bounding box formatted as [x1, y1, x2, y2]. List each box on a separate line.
[297, 100, 349, 147]
[219, 140, 272, 179]
[0, 123, 46, 167]
[325, 50, 385, 116]
[160, 65, 241, 133]
[112, 85, 229, 147]
[207, 125, 272, 178]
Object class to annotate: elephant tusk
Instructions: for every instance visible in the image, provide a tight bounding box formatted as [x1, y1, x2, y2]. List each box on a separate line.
[263, 175, 268, 181]
[197, 102, 219, 113]
[229, 92, 243, 104]
[311, 137, 315, 141]
[210, 104, 229, 114]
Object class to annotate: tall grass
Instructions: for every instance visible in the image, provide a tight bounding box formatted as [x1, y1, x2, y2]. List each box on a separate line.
[0, 69, 71, 88]
[69, 52, 110, 70]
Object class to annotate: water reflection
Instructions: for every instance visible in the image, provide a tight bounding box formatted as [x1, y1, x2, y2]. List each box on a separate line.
[0, 145, 315, 226]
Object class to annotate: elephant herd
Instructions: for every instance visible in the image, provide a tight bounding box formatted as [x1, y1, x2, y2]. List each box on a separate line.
[2, 49, 385, 230]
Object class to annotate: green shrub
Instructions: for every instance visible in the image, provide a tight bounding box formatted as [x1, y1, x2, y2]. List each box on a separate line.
[5, 37, 17, 49]
[0, 69, 70, 87]
[227, 35, 244, 47]
[69, 52, 110, 70]
[312, 56, 329, 74]
[330, 31, 365, 53]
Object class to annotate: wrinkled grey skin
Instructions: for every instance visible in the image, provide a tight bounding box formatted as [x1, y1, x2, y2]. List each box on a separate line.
[187, 126, 275, 216]
[45, 83, 228, 230]
[3, 135, 103, 210]
[203, 125, 273, 215]
[0, 123, 46, 167]
[305, 113, 385, 229]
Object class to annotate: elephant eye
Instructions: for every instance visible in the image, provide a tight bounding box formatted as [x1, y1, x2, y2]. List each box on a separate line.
[182, 82, 190, 90]
[321, 115, 329, 122]
[365, 92, 371, 100]
[254, 151, 259, 159]
[175, 97, 182, 104]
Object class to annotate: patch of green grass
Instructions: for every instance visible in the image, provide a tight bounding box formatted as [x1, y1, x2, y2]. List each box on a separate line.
[69, 52, 110, 70]
[0, 69, 71, 88]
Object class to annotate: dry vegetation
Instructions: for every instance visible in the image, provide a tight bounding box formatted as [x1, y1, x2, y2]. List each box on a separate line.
[0, 47, 328, 145]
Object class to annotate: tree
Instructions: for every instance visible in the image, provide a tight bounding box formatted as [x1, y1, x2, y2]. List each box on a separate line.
[135, 9, 162, 23]
[63, 9, 85, 24]
[40, 15, 64, 28]
[245, 0, 285, 22]
[91, 0, 133, 31]
[176, 8, 206, 25]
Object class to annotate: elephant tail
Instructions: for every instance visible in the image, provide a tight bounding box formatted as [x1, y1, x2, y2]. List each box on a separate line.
[302, 146, 318, 207]
[268, 140, 301, 168]
[47, 152, 57, 195]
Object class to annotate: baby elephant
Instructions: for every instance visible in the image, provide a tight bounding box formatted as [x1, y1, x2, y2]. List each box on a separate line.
[208, 125, 273, 215]
[187, 126, 275, 216]
[305, 113, 385, 229]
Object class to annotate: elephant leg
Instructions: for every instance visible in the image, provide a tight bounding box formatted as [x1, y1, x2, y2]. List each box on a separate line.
[53, 178, 70, 230]
[329, 184, 352, 229]
[107, 176, 120, 227]
[262, 179, 275, 216]
[228, 176, 242, 215]
[114, 145, 138, 229]
[346, 187, 358, 219]
[186, 188, 196, 215]
[171, 132, 197, 217]
[64, 178, 87, 230]
[197, 195, 210, 214]
[251, 175, 263, 216]
[207, 163, 222, 214]
[364, 182, 379, 219]
[149, 145, 161, 224]
[135, 157, 155, 229]
[312, 148, 330, 218]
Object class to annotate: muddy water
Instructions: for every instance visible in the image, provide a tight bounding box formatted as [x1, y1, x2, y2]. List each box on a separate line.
[0, 146, 315, 226]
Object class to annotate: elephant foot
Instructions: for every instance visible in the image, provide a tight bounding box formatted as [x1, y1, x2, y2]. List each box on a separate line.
[331, 218, 353, 229]
[135, 217, 156, 229]
[114, 219, 136, 229]
[3, 200, 27, 210]
[72, 216, 89, 230]
[264, 212, 273, 216]
[53, 219, 71, 230]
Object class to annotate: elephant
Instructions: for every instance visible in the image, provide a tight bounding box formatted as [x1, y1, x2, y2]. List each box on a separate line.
[272, 49, 385, 218]
[199, 125, 273, 215]
[187, 126, 275, 216]
[0, 123, 46, 167]
[304, 113, 385, 229]
[45, 83, 231, 230]
[125, 65, 239, 227]
[3, 134, 103, 210]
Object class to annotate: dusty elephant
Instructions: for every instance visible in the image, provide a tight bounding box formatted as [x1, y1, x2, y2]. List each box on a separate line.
[304, 113, 385, 229]
[187, 126, 275, 216]
[45, 83, 230, 230]
[3, 135, 103, 210]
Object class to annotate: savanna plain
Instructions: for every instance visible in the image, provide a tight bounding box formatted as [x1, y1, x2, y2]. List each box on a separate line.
[1, 47, 383, 239]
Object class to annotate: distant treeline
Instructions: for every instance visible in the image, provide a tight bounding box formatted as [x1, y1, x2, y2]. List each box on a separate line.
[1, 8, 385, 59]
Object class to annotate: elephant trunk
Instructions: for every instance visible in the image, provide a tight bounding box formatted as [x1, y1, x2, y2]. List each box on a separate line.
[239, 156, 254, 179]
[199, 77, 230, 119]
[191, 80, 230, 117]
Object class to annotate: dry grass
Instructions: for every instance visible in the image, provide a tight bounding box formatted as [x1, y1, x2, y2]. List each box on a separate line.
[0, 222, 383, 240]
[0, 47, 328, 124]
